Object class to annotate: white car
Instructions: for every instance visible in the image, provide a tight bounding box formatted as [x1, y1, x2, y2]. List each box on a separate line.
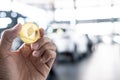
[46, 26, 78, 61]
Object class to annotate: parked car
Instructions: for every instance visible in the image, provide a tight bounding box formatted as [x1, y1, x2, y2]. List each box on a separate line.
[46, 26, 76, 61]
[46, 23, 93, 62]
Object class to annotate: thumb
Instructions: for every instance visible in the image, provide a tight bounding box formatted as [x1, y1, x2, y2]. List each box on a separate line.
[40, 28, 44, 37]
[1, 23, 22, 51]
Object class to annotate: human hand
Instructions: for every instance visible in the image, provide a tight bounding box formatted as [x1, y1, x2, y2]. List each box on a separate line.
[0, 24, 56, 80]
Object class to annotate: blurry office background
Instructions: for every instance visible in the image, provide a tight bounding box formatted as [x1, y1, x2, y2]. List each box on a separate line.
[1, 0, 120, 80]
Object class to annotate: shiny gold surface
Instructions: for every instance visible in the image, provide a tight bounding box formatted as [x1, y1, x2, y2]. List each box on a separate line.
[19, 22, 40, 44]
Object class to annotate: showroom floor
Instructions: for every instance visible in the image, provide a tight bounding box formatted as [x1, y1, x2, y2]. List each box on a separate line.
[55, 43, 120, 80]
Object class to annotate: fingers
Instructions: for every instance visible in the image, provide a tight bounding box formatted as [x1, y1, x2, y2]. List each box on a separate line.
[43, 50, 56, 68]
[31, 37, 52, 50]
[30, 50, 56, 79]
[30, 57, 50, 78]
[19, 43, 33, 58]
[32, 42, 56, 57]
[31, 37, 56, 63]
[30, 36, 56, 79]
[0, 23, 22, 51]
[40, 28, 44, 37]
[17, 28, 44, 58]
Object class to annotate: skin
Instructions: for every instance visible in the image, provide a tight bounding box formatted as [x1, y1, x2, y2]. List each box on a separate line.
[0, 24, 56, 80]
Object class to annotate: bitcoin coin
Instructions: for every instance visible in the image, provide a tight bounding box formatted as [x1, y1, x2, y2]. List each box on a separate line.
[19, 22, 40, 44]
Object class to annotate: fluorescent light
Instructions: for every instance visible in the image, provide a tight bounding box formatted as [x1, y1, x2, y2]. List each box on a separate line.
[17, 17, 25, 24]
[0, 18, 12, 28]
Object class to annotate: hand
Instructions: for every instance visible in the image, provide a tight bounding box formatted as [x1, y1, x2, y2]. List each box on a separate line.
[0, 24, 56, 80]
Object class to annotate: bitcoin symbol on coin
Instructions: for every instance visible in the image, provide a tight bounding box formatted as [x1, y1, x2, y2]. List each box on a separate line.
[19, 22, 40, 44]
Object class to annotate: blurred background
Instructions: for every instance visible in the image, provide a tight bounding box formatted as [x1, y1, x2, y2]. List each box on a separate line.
[1, 0, 120, 80]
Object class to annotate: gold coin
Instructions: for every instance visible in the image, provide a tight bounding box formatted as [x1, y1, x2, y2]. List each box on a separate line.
[19, 22, 40, 44]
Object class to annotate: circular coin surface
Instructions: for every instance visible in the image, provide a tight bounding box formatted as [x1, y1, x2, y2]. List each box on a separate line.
[19, 22, 40, 44]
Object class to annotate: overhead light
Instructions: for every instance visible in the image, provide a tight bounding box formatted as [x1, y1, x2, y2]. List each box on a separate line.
[0, 18, 12, 28]
[0, 12, 7, 18]
[11, 12, 17, 18]
[17, 17, 25, 24]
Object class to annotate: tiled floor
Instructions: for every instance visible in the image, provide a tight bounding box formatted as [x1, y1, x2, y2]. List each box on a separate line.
[55, 43, 120, 80]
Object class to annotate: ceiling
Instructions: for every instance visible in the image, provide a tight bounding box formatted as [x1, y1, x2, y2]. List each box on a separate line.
[14, 0, 54, 4]
[13, 0, 55, 10]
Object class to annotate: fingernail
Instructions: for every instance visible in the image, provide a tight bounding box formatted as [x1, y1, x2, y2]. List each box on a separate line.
[40, 28, 44, 37]
[32, 51, 39, 57]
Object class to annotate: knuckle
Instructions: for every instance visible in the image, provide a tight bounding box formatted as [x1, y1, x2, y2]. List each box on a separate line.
[52, 42, 57, 50]
[1, 30, 11, 40]
[48, 42, 57, 51]
[51, 50, 56, 58]
[47, 50, 56, 59]
[43, 46, 48, 50]
[43, 37, 51, 42]
[2, 30, 9, 36]
[45, 42, 56, 51]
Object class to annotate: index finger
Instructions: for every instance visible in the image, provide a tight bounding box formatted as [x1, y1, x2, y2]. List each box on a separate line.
[40, 28, 44, 37]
